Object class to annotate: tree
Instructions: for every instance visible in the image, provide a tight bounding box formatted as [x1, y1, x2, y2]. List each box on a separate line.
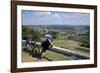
[49, 31, 58, 39]
[22, 26, 41, 42]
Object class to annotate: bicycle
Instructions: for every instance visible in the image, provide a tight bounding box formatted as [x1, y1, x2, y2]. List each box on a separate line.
[25, 40, 41, 56]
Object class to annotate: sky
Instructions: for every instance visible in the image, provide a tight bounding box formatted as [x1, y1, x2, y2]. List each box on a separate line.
[22, 10, 90, 25]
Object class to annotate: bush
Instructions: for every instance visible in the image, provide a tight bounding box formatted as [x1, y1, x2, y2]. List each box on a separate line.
[49, 31, 59, 39]
[22, 26, 42, 42]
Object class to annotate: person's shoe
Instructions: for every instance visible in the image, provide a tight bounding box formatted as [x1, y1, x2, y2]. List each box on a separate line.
[39, 54, 42, 59]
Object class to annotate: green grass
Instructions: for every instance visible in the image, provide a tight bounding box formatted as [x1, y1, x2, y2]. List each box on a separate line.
[22, 50, 72, 62]
[53, 40, 79, 49]
[75, 47, 90, 52]
[57, 34, 67, 40]
[22, 52, 47, 62]
[45, 50, 72, 61]
[53, 40, 67, 47]
[53, 40, 89, 54]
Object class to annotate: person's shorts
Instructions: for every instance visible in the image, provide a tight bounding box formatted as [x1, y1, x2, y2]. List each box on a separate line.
[42, 47, 48, 52]
[41, 40, 51, 52]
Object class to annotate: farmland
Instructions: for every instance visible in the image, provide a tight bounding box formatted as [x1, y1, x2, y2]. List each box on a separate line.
[22, 24, 90, 62]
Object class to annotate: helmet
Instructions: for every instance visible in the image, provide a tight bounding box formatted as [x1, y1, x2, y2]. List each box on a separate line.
[43, 28, 48, 33]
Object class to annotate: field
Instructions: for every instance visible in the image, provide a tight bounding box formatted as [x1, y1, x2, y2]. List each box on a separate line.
[22, 25, 90, 62]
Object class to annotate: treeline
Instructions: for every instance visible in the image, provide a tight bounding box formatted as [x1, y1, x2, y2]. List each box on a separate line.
[22, 26, 61, 42]
[22, 26, 42, 42]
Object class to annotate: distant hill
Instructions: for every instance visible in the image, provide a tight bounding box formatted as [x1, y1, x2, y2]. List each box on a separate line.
[23, 24, 90, 31]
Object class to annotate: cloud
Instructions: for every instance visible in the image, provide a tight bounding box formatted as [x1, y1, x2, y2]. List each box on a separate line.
[34, 12, 52, 16]
[52, 13, 61, 18]
[34, 11, 61, 18]
[22, 10, 90, 25]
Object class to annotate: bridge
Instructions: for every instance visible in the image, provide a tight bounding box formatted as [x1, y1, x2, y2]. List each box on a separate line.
[22, 40, 89, 60]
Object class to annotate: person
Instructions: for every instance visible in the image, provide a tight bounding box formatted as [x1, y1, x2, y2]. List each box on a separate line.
[40, 28, 53, 57]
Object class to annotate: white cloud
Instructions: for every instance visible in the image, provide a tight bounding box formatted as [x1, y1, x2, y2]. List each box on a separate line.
[54, 13, 60, 18]
[51, 13, 61, 18]
[34, 11, 52, 16]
